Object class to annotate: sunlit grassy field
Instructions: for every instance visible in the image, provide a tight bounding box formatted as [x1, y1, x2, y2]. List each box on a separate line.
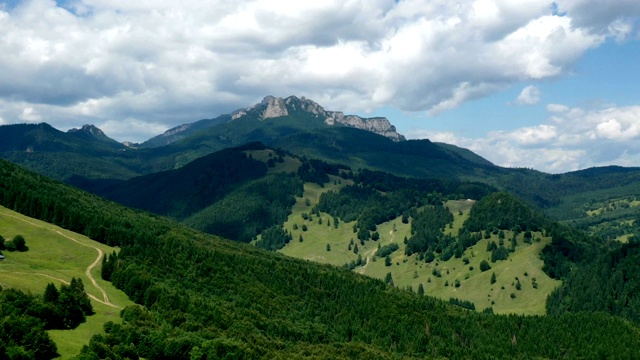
[280, 195, 560, 315]
[0, 206, 133, 359]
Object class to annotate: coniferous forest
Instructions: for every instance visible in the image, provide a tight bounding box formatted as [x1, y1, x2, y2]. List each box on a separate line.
[3, 151, 640, 359]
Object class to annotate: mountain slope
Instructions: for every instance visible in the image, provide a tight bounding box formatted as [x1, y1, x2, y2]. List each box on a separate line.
[2, 160, 640, 358]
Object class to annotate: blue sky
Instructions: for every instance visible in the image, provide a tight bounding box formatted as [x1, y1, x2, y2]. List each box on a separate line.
[388, 38, 640, 134]
[0, 0, 639, 172]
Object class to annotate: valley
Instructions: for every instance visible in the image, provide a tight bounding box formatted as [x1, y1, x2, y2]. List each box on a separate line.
[1, 96, 640, 358]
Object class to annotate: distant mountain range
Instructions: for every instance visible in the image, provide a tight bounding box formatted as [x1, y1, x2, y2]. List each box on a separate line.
[2, 95, 640, 223]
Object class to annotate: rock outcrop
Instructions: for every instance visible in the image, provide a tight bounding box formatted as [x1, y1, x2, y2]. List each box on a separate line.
[232, 95, 405, 141]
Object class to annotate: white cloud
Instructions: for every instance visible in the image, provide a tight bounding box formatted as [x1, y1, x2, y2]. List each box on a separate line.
[546, 103, 570, 113]
[19, 107, 41, 122]
[515, 85, 541, 105]
[0, 0, 638, 142]
[408, 105, 640, 173]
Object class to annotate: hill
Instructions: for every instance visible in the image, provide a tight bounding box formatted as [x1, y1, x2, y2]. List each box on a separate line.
[2, 157, 640, 358]
[0, 205, 133, 358]
[4, 96, 640, 232]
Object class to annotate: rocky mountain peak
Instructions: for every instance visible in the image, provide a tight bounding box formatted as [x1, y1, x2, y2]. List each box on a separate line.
[232, 95, 406, 141]
[68, 124, 106, 137]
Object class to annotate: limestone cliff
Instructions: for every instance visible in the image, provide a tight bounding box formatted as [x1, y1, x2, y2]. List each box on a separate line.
[232, 95, 405, 141]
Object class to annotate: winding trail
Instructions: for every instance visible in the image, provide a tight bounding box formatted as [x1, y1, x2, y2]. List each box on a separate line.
[0, 212, 121, 309]
[357, 229, 397, 274]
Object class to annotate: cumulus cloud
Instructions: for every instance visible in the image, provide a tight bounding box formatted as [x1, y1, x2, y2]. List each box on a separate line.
[515, 85, 541, 105]
[408, 104, 640, 173]
[0, 0, 638, 142]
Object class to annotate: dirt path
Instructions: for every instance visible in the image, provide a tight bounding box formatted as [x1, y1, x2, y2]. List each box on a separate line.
[0, 212, 120, 309]
[0, 270, 121, 309]
[356, 228, 400, 275]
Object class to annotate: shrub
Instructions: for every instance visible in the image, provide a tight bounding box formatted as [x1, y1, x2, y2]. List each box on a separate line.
[479, 260, 491, 272]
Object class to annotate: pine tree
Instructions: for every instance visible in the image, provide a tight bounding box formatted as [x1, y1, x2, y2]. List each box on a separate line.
[43, 283, 59, 303]
[418, 283, 425, 296]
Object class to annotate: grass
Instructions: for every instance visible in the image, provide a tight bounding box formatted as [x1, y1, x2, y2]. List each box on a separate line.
[0, 206, 134, 359]
[244, 149, 302, 174]
[280, 196, 560, 315]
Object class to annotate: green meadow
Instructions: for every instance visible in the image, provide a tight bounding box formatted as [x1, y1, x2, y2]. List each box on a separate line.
[280, 195, 560, 315]
[0, 206, 133, 359]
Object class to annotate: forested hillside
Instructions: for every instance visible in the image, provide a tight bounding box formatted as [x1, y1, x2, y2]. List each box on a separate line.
[2, 160, 640, 358]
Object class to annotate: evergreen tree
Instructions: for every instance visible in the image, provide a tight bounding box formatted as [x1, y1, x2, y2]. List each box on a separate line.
[417, 283, 425, 296]
[491, 272, 497, 285]
[480, 260, 491, 272]
[384, 272, 393, 286]
[43, 283, 59, 303]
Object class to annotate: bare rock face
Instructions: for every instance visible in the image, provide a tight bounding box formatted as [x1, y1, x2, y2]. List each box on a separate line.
[234, 95, 405, 141]
[325, 112, 405, 141]
[262, 96, 289, 119]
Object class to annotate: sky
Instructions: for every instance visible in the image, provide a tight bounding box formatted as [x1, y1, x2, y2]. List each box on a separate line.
[0, 0, 639, 173]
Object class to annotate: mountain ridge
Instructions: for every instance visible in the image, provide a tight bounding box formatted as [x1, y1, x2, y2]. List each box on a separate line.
[142, 95, 405, 148]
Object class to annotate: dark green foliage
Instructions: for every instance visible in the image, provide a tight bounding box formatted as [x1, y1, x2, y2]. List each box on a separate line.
[318, 170, 492, 247]
[480, 260, 491, 272]
[326, 244, 331, 252]
[540, 223, 598, 279]
[491, 272, 497, 285]
[43, 283, 59, 303]
[5, 239, 16, 252]
[405, 205, 454, 256]
[101, 252, 117, 281]
[98, 145, 269, 219]
[0, 279, 95, 359]
[343, 255, 366, 271]
[0, 234, 5, 250]
[547, 239, 640, 324]
[384, 255, 392, 266]
[449, 297, 475, 311]
[491, 246, 510, 263]
[486, 240, 497, 252]
[375, 243, 399, 258]
[184, 172, 303, 242]
[297, 158, 345, 186]
[464, 192, 548, 233]
[4, 160, 640, 359]
[384, 272, 393, 285]
[417, 283, 425, 296]
[425, 251, 435, 263]
[255, 226, 292, 251]
[12, 234, 26, 251]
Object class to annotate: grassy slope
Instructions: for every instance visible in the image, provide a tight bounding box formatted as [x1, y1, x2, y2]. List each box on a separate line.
[0, 206, 134, 359]
[280, 194, 560, 315]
